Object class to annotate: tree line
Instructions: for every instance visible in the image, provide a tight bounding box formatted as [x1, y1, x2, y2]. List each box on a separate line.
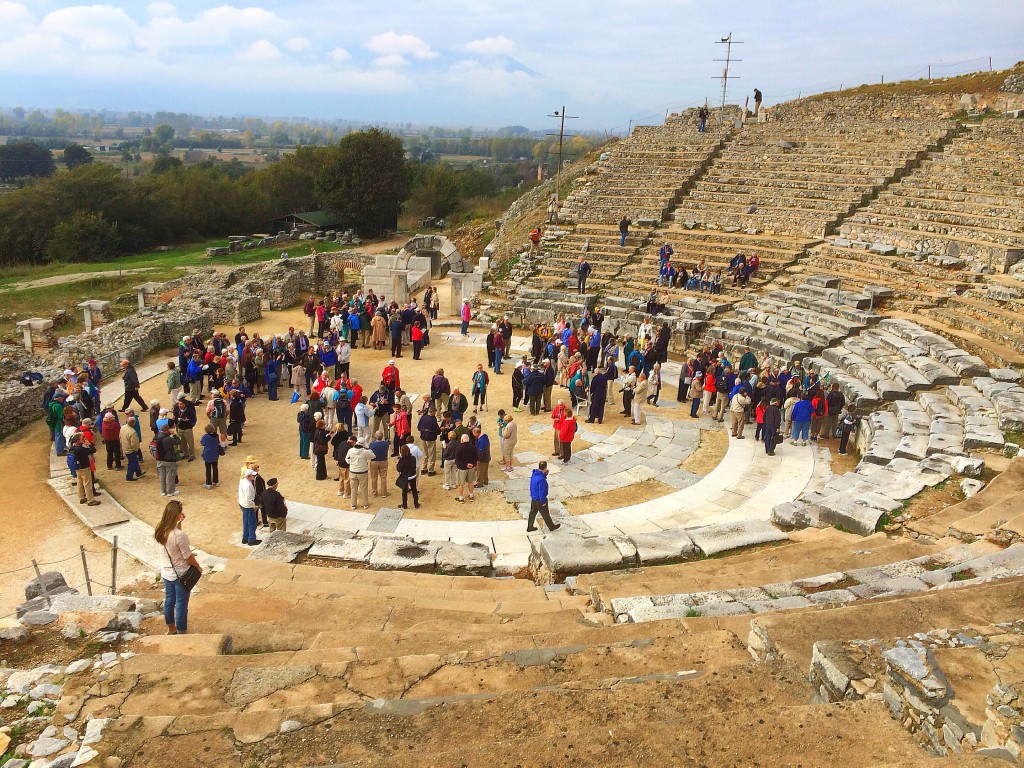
[0, 128, 546, 267]
[0, 129, 410, 267]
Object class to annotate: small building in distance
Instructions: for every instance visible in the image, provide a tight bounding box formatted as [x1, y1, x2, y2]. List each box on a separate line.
[270, 210, 349, 235]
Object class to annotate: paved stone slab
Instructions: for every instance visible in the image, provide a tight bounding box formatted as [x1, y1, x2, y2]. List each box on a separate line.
[686, 519, 787, 556]
[307, 537, 374, 563]
[535, 535, 632, 577]
[366, 507, 405, 533]
[246, 531, 315, 562]
[629, 529, 698, 565]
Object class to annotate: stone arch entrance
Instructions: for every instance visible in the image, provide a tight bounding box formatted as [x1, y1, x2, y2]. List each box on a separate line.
[396, 234, 472, 276]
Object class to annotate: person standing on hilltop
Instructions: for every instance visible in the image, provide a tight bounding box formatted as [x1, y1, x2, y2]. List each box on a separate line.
[754, 88, 763, 116]
[697, 104, 709, 132]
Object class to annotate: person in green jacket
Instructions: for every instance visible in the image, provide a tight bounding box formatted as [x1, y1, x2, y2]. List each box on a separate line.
[739, 346, 759, 374]
[46, 392, 67, 455]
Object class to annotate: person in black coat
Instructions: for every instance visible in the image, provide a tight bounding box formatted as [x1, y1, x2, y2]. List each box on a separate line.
[227, 391, 246, 445]
[763, 398, 782, 456]
[261, 478, 288, 531]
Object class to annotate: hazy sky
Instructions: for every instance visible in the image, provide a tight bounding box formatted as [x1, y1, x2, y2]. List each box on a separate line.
[1, 1, 1021, 132]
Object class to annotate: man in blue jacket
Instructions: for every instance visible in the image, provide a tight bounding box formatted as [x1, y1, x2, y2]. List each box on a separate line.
[527, 461, 560, 532]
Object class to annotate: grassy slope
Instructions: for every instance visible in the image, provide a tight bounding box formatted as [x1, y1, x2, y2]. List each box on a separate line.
[804, 62, 1023, 100]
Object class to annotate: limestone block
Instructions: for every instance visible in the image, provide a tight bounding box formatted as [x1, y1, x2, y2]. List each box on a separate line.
[246, 531, 315, 563]
[24, 571, 68, 601]
[817, 498, 886, 537]
[686, 519, 787, 556]
[435, 542, 492, 576]
[536, 535, 632, 577]
[628, 529, 698, 565]
[960, 478, 984, 498]
[369, 538, 440, 572]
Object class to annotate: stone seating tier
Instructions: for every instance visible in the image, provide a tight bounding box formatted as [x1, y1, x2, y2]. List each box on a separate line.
[929, 294, 1024, 353]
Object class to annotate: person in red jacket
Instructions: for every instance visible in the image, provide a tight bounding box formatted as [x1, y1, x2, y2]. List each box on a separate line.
[100, 410, 123, 470]
[810, 392, 828, 442]
[381, 361, 401, 392]
[557, 412, 577, 464]
[551, 400, 570, 457]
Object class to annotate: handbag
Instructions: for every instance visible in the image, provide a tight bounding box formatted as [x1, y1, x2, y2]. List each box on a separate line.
[396, 475, 408, 490]
[164, 540, 201, 591]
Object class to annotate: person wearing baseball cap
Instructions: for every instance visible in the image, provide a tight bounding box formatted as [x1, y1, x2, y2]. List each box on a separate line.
[238, 468, 260, 546]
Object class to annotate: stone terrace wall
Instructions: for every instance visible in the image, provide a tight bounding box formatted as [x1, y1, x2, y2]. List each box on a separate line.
[0, 345, 64, 438]
[776, 93, 959, 123]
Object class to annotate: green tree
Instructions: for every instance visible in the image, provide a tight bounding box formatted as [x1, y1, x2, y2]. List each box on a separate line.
[0, 141, 56, 182]
[62, 143, 93, 169]
[412, 164, 460, 218]
[152, 155, 183, 174]
[314, 128, 410, 235]
[44, 211, 120, 263]
[153, 124, 175, 145]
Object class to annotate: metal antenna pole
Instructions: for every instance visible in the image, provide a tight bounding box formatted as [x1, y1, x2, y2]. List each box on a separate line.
[713, 33, 743, 122]
[546, 107, 579, 201]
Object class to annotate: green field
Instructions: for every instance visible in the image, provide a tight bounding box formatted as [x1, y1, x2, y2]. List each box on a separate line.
[0, 237, 354, 339]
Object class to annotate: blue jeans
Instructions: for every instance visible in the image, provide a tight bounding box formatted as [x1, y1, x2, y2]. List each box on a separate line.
[493, 349, 503, 374]
[690, 396, 701, 418]
[791, 421, 810, 441]
[67, 453, 77, 478]
[240, 506, 257, 543]
[461, 320, 469, 335]
[126, 450, 142, 480]
[620, 232, 627, 246]
[267, 379, 278, 400]
[163, 578, 190, 632]
[55, 426, 66, 456]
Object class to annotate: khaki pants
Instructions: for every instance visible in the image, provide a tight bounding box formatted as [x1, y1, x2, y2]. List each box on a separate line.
[553, 431, 561, 456]
[714, 395, 728, 421]
[269, 518, 287, 532]
[178, 427, 195, 460]
[421, 439, 437, 472]
[370, 460, 388, 496]
[445, 461, 457, 488]
[77, 468, 94, 502]
[542, 385, 553, 411]
[477, 461, 489, 485]
[371, 415, 390, 442]
[337, 467, 350, 497]
[350, 472, 369, 508]
[730, 410, 746, 437]
[501, 441, 516, 467]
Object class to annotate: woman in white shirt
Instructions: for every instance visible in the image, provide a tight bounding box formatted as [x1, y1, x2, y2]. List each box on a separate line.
[154, 500, 203, 635]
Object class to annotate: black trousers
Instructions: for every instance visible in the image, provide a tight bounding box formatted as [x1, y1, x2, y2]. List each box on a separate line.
[121, 389, 147, 412]
[205, 461, 219, 485]
[391, 337, 402, 356]
[528, 500, 557, 530]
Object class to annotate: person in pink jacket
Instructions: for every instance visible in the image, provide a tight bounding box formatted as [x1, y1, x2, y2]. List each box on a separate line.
[460, 299, 471, 336]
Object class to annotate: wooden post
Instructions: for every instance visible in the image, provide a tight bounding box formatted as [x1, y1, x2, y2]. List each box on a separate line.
[31, 559, 52, 609]
[110, 535, 118, 595]
[80, 546, 93, 596]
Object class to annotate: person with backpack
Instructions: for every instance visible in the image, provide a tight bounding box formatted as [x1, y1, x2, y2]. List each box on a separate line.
[174, 393, 197, 462]
[154, 422, 179, 497]
[838, 405, 860, 456]
[810, 391, 828, 442]
[529, 227, 542, 256]
[207, 390, 228, 443]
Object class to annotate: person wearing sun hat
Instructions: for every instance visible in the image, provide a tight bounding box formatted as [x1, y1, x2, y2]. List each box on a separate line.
[240, 454, 259, 480]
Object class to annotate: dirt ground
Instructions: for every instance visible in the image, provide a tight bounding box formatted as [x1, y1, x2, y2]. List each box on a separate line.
[680, 429, 729, 475]
[0, 422, 146, 619]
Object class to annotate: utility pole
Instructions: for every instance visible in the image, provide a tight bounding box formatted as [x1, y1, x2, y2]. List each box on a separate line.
[713, 33, 743, 121]
[547, 106, 578, 201]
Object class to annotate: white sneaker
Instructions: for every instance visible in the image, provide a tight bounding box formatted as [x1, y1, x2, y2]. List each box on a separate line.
[169, 490, 180, 496]
[203, 484, 212, 490]
[443, 484, 451, 490]
[160, 492, 167, 497]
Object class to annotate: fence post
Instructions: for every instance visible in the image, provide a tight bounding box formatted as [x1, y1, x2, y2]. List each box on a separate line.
[80, 546, 93, 596]
[110, 536, 118, 596]
[31, 559, 52, 609]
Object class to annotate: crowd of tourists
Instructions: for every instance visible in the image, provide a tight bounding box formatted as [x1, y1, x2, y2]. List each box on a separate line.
[676, 343, 860, 456]
[654, 243, 761, 294]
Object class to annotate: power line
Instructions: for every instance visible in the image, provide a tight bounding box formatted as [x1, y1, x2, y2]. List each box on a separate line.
[546, 106, 579, 197]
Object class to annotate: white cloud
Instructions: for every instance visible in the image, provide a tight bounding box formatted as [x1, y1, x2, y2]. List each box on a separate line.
[286, 36, 310, 52]
[146, 2, 175, 17]
[0, 1, 35, 28]
[373, 53, 407, 68]
[364, 31, 436, 59]
[465, 35, 515, 55]
[241, 39, 281, 62]
[40, 5, 139, 51]
[443, 59, 533, 95]
[329, 47, 351, 63]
